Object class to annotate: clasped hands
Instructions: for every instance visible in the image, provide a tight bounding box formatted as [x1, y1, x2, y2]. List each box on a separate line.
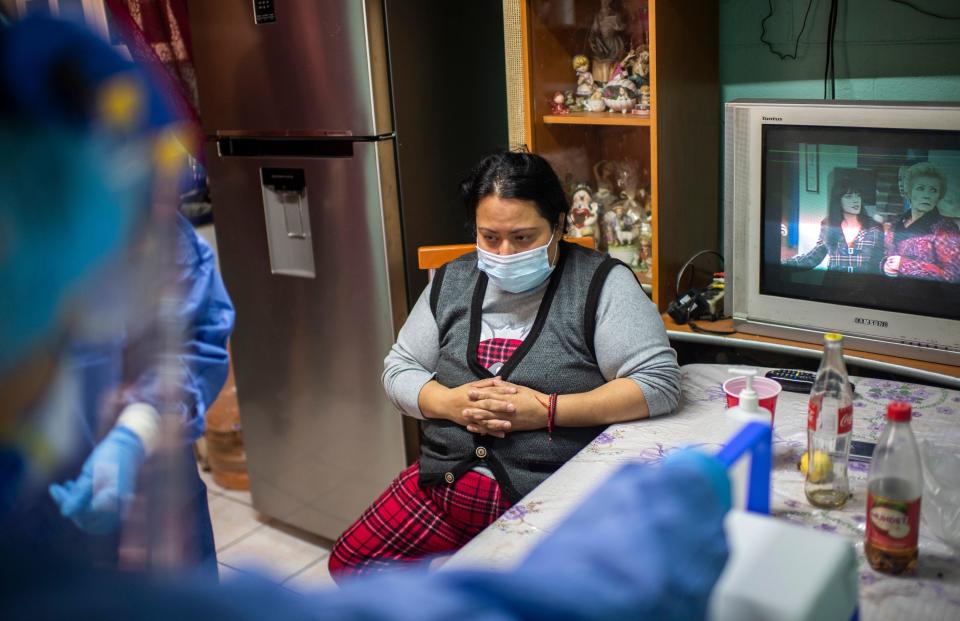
[440, 377, 549, 438]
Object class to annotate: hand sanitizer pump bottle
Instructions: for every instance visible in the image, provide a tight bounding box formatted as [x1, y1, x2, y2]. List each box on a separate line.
[723, 368, 773, 511]
[724, 367, 772, 429]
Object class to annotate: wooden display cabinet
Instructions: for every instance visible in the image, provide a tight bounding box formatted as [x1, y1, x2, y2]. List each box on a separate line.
[504, 0, 719, 310]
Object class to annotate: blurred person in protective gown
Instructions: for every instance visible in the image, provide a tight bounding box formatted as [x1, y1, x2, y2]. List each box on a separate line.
[0, 16, 731, 621]
[0, 14, 234, 579]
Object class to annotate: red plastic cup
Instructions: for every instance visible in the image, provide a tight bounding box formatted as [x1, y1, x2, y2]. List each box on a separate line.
[722, 376, 782, 420]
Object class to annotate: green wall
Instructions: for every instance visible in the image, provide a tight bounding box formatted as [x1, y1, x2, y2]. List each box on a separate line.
[721, 0, 960, 103]
[717, 0, 960, 244]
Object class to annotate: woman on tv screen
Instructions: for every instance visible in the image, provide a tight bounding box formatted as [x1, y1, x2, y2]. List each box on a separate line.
[782, 168, 884, 275]
[883, 162, 960, 283]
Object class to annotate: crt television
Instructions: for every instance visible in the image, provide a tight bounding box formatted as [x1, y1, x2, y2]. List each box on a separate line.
[724, 99, 960, 367]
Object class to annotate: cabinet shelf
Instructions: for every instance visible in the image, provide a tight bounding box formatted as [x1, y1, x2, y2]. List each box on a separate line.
[508, 0, 718, 311]
[542, 111, 651, 127]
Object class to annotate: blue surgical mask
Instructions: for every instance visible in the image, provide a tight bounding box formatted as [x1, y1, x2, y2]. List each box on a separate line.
[476, 232, 556, 293]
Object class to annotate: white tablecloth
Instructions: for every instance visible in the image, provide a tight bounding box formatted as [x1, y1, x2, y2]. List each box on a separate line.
[446, 364, 960, 620]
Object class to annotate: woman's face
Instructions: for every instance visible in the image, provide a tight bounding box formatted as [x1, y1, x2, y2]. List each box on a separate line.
[840, 189, 862, 215]
[476, 195, 559, 257]
[908, 176, 942, 213]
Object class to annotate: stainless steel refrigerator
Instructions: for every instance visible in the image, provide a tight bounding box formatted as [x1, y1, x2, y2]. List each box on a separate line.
[188, 0, 507, 539]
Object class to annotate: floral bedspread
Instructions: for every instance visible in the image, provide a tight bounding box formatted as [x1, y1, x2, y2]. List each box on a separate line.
[446, 364, 960, 621]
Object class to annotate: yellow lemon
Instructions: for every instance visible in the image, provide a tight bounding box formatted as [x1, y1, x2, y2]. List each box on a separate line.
[799, 451, 833, 483]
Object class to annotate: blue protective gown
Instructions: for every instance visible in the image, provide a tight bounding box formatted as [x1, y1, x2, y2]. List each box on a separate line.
[46, 212, 234, 575]
[1, 454, 730, 621]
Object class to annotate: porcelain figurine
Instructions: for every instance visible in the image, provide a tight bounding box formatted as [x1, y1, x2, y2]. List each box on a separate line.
[603, 202, 641, 267]
[638, 218, 653, 274]
[592, 160, 619, 212]
[563, 89, 583, 112]
[637, 84, 651, 111]
[566, 183, 599, 242]
[602, 160, 645, 266]
[573, 55, 595, 98]
[550, 91, 569, 115]
[602, 82, 636, 113]
[584, 86, 606, 112]
[628, 47, 650, 91]
[588, 0, 627, 83]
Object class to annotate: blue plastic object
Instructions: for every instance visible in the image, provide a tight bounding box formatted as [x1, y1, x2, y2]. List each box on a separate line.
[715, 421, 773, 514]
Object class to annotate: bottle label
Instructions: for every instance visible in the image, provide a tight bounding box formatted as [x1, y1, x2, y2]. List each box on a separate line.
[807, 403, 853, 434]
[866, 493, 921, 551]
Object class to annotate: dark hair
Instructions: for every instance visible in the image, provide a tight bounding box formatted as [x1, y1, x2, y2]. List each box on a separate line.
[459, 151, 569, 230]
[826, 176, 876, 231]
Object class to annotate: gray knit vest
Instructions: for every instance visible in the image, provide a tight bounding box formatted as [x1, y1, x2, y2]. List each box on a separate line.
[419, 242, 623, 503]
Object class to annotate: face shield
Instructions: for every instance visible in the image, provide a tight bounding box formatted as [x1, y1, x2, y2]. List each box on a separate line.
[0, 17, 210, 572]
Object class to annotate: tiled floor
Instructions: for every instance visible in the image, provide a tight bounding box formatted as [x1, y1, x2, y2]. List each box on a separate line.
[199, 467, 337, 592]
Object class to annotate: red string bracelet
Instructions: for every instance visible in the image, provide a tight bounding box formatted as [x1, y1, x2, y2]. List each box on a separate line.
[547, 393, 557, 439]
[535, 394, 559, 439]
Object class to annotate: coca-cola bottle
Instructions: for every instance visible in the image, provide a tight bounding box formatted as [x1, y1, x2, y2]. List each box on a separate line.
[865, 402, 923, 575]
[805, 333, 853, 509]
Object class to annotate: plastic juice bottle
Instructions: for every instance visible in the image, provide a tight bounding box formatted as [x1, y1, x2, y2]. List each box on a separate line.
[805, 333, 853, 509]
[865, 402, 923, 575]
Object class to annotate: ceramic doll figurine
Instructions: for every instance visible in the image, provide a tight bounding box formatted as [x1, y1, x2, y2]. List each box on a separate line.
[573, 55, 595, 98]
[602, 81, 636, 113]
[615, 86, 634, 113]
[638, 84, 651, 111]
[604, 202, 641, 267]
[603, 160, 643, 266]
[614, 204, 641, 247]
[638, 186, 652, 220]
[584, 86, 606, 112]
[602, 49, 638, 113]
[567, 183, 599, 242]
[601, 204, 621, 250]
[639, 49, 650, 77]
[615, 160, 644, 215]
[631, 48, 650, 90]
[563, 90, 583, 112]
[588, 0, 627, 83]
[550, 91, 569, 115]
[638, 219, 653, 275]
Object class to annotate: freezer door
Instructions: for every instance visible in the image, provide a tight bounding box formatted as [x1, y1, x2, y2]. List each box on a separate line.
[205, 140, 408, 539]
[188, 0, 392, 137]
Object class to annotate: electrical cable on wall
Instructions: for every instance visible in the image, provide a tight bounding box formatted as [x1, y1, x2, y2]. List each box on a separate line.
[762, 0, 958, 101]
[889, 0, 960, 19]
[760, 0, 816, 60]
[824, 0, 839, 99]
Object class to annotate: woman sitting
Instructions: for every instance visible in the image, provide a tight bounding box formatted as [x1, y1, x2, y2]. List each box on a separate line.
[328, 151, 681, 580]
[783, 171, 883, 275]
[883, 162, 960, 283]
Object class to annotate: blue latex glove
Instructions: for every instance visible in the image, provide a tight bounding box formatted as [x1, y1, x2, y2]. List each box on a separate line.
[48, 426, 146, 535]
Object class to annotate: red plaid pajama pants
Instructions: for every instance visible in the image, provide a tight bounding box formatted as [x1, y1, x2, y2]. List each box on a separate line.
[328, 462, 511, 581]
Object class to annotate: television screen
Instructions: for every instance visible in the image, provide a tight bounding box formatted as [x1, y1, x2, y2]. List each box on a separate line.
[760, 125, 960, 321]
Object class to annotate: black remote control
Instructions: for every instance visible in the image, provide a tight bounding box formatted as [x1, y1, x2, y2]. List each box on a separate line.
[765, 369, 816, 393]
[765, 369, 856, 395]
